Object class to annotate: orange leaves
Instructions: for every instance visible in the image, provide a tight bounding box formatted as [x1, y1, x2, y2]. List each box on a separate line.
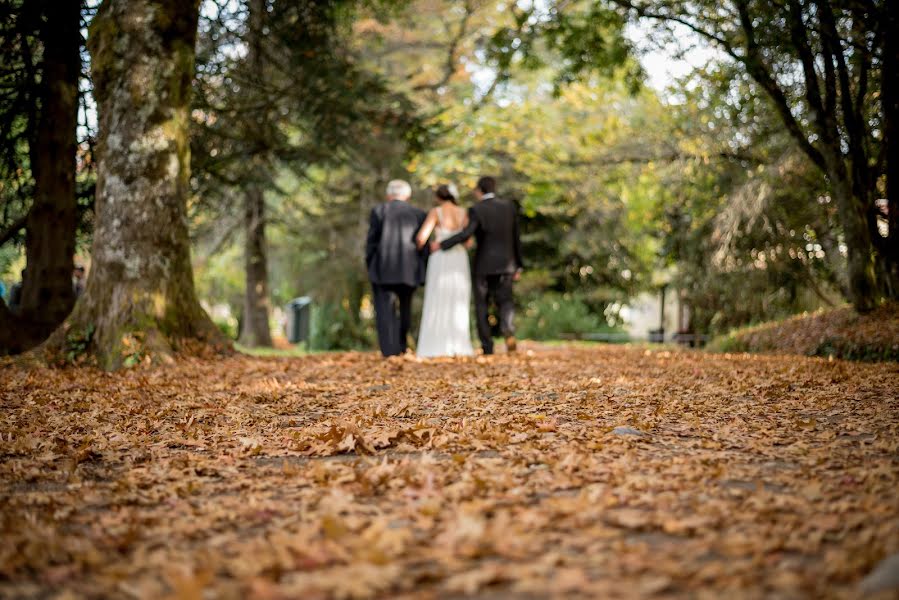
[603, 508, 653, 531]
[714, 302, 899, 360]
[294, 422, 438, 457]
[0, 344, 897, 598]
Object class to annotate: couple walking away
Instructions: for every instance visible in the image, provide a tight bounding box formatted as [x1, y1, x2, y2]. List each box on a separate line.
[365, 176, 524, 358]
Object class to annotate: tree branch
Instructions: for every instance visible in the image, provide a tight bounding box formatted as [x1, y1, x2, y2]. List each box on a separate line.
[817, 0, 869, 181]
[616, 0, 827, 170]
[612, 0, 741, 61]
[563, 148, 764, 168]
[0, 212, 27, 247]
[412, 0, 475, 92]
[732, 0, 827, 170]
[785, 0, 826, 127]
[195, 214, 242, 265]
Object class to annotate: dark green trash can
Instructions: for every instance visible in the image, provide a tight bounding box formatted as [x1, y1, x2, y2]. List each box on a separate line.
[286, 297, 312, 346]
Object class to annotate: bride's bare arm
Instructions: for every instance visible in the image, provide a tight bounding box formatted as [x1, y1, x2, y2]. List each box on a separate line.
[416, 209, 438, 249]
[461, 209, 474, 248]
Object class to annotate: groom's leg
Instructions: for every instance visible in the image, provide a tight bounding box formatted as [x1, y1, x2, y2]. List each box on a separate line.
[397, 285, 414, 353]
[496, 273, 516, 338]
[473, 275, 493, 354]
[372, 283, 400, 356]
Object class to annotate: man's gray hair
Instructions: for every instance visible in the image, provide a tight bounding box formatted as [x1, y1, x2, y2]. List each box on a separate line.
[386, 179, 412, 199]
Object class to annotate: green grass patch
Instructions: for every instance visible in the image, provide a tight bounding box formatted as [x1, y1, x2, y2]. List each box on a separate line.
[235, 343, 311, 358]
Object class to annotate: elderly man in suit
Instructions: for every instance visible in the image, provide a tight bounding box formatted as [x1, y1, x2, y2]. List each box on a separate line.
[365, 179, 428, 356]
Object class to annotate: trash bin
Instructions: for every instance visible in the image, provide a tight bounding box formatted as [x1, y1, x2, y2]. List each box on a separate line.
[285, 296, 312, 346]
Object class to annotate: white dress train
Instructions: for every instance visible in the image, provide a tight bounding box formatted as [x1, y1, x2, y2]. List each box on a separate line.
[417, 210, 475, 357]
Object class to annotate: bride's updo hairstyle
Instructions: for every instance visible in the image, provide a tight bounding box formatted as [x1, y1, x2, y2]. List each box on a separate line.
[435, 183, 459, 204]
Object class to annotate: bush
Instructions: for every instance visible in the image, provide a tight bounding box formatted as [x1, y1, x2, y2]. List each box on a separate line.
[517, 292, 622, 341]
[214, 318, 238, 340]
[310, 301, 374, 351]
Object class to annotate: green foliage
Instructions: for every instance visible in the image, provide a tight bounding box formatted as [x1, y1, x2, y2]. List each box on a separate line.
[119, 333, 145, 369]
[650, 64, 845, 334]
[190, 0, 426, 222]
[64, 323, 95, 364]
[214, 317, 238, 340]
[517, 292, 620, 340]
[0, 245, 22, 282]
[0, 0, 38, 238]
[481, 0, 640, 94]
[310, 301, 374, 351]
[0, 1, 96, 262]
[413, 77, 663, 319]
[194, 243, 244, 319]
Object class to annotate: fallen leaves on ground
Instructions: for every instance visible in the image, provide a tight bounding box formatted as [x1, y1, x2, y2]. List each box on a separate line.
[1, 343, 897, 599]
[711, 302, 899, 361]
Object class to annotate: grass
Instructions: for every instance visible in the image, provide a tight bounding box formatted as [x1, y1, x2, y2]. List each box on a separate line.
[234, 343, 310, 358]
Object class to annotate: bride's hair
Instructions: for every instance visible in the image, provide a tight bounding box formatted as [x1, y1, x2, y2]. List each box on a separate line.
[435, 183, 459, 204]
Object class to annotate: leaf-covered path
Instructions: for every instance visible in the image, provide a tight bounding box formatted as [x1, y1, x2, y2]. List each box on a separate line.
[2, 345, 897, 599]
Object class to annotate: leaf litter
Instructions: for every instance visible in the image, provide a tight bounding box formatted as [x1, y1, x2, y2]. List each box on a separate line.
[1, 344, 897, 599]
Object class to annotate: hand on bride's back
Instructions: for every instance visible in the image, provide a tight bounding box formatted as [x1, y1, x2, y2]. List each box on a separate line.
[429, 240, 441, 253]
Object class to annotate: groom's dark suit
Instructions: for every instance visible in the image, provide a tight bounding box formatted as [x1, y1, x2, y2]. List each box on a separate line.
[366, 199, 427, 356]
[440, 193, 523, 354]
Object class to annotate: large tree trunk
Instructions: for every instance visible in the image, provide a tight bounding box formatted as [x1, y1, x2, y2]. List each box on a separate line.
[239, 184, 273, 347]
[42, 0, 226, 369]
[883, 0, 899, 298]
[823, 154, 878, 313]
[0, 0, 80, 354]
[238, 0, 273, 348]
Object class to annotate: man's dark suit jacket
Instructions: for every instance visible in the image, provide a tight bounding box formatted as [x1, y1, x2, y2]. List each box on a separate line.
[366, 199, 428, 286]
[440, 195, 523, 275]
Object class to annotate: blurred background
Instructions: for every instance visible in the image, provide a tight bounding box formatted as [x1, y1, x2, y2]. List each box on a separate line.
[2, 0, 895, 356]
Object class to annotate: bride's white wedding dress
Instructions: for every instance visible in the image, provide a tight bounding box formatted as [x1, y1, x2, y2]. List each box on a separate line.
[417, 207, 475, 357]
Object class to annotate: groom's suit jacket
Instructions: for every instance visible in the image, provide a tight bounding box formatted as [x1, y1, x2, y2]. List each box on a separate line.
[366, 199, 428, 287]
[440, 194, 523, 276]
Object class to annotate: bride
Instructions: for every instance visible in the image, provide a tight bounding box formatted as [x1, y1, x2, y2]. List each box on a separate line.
[415, 184, 475, 357]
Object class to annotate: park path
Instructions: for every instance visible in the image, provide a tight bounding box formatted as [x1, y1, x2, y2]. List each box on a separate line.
[1, 344, 897, 599]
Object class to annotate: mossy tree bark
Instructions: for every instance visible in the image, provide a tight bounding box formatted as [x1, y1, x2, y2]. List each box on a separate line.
[0, 0, 80, 355]
[43, 0, 226, 369]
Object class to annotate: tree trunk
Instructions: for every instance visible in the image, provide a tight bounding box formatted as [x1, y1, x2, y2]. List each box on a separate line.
[238, 0, 273, 348]
[42, 0, 226, 369]
[883, 0, 899, 298]
[824, 152, 878, 312]
[239, 184, 273, 347]
[0, 0, 80, 355]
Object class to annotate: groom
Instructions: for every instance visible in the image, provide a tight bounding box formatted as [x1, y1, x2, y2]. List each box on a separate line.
[434, 176, 523, 354]
[366, 179, 428, 357]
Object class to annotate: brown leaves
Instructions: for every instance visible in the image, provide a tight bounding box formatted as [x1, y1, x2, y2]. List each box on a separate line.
[295, 422, 435, 457]
[715, 302, 899, 360]
[604, 508, 653, 531]
[0, 344, 897, 598]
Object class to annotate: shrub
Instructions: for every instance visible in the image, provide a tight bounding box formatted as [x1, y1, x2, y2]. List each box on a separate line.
[214, 318, 238, 340]
[517, 293, 622, 341]
[310, 301, 374, 351]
